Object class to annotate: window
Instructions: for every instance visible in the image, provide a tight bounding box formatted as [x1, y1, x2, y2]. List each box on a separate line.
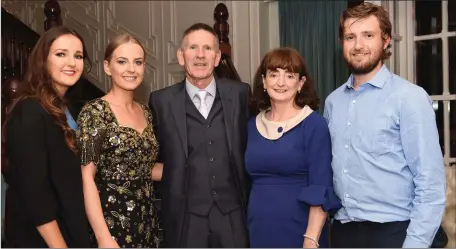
[392, 1, 456, 167]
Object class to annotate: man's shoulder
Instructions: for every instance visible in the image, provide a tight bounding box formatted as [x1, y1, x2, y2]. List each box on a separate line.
[217, 78, 250, 92]
[325, 83, 347, 103]
[150, 82, 184, 100]
[390, 74, 429, 100]
[216, 78, 249, 88]
[392, 74, 421, 90]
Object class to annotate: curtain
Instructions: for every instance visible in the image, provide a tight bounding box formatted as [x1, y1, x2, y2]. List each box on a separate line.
[279, 0, 349, 112]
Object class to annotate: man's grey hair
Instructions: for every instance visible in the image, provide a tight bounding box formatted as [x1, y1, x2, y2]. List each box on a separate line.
[179, 23, 220, 51]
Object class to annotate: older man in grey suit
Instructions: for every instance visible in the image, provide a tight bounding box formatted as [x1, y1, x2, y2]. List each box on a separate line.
[149, 23, 251, 248]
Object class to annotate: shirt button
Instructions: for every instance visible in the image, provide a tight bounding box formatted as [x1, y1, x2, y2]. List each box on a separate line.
[344, 145, 348, 149]
[209, 157, 214, 162]
[345, 193, 350, 198]
[343, 169, 348, 174]
[212, 175, 216, 179]
[208, 141, 213, 145]
[347, 121, 351, 126]
[206, 124, 211, 128]
[352, 100, 356, 104]
[212, 190, 217, 195]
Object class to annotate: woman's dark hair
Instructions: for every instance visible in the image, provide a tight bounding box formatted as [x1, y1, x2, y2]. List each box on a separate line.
[3, 26, 91, 153]
[252, 47, 319, 111]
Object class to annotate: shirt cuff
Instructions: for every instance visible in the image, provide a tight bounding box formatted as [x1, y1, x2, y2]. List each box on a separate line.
[402, 236, 430, 248]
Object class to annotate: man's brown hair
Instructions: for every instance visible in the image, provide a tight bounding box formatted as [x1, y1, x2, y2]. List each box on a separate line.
[339, 2, 392, 60]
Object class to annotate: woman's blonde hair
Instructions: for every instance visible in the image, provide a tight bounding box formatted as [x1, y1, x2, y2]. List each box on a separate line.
[104, 33, 146, 62]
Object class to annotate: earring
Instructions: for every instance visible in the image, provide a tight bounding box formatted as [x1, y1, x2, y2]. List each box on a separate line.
[264, 89, 266, 92]
[298, 90, 301, 93]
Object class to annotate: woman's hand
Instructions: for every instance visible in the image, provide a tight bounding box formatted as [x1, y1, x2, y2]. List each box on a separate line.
[82, 163, 117, 248]
[97, 237, 120, 248]
[303, 237, 319, 248]
[303, 206, 326, 248]
[151, 162, 163, 181]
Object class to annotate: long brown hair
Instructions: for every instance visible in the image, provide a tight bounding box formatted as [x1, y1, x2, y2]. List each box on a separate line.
[3, 26, 91, 153]
[252, 47, 319, 112]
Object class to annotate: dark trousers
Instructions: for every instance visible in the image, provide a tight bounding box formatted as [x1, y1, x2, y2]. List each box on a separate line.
[179, 204, 248, 248]
[331, 219, 410, 248]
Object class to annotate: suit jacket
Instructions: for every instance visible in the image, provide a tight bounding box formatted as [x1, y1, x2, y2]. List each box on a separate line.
[149, 78, 251, 247]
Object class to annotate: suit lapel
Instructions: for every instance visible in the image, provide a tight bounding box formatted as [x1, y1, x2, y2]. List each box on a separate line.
[217, 79, 235, 154]
[170, 82, 188, 158]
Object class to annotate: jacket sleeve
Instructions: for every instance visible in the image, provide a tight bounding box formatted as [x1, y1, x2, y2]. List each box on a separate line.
[6, 100, 58, 226]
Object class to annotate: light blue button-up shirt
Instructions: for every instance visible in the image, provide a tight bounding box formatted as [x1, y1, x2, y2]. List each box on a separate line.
[323, 65, 446, 248]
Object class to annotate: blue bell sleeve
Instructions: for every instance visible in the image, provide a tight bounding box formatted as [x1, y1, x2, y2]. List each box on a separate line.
[297, 117, 341, 213]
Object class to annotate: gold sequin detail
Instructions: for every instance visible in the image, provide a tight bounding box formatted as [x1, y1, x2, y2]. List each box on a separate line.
[76, 98, 161, 248]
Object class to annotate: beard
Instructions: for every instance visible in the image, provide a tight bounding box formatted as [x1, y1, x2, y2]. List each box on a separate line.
[344, 49, 383, 75]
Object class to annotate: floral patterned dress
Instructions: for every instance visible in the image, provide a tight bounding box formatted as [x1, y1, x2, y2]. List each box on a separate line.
[76, 98, 161, 248]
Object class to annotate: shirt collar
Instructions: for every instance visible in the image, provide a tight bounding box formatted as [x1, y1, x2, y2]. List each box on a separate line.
[64, 108, 78, 131]
[345, 64, 392, 89]
[185, 77, 216, 99]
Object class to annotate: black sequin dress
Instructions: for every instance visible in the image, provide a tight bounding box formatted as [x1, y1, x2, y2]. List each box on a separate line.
[76, 98, 161, 248]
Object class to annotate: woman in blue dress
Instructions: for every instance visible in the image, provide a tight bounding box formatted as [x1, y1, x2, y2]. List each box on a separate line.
[246, 47, 341, 248]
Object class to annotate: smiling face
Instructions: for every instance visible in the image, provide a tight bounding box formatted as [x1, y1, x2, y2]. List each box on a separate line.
[47, 34, 84, 95]
[177, 29, 221, 89]
[104, 42, 145, 91]
[342, 15, 390, 75]
[263, 68, 305, 105]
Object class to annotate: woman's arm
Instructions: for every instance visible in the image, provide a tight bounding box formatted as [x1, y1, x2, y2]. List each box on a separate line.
[6, 100, 67, 247]
[151, 162, 163, 181]
[81, 163, 119, 248]
[77, 104, 118, 248]
[303, 207, 327, 248]
[37, 221, 67, 248]
[300, 117, 341, 248]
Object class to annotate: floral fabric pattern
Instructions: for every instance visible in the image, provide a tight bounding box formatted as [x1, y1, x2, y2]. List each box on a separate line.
[76, 98, 161, 248]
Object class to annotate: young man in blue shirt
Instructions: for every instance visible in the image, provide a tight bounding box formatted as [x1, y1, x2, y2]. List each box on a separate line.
[324, 2, 446, 248]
